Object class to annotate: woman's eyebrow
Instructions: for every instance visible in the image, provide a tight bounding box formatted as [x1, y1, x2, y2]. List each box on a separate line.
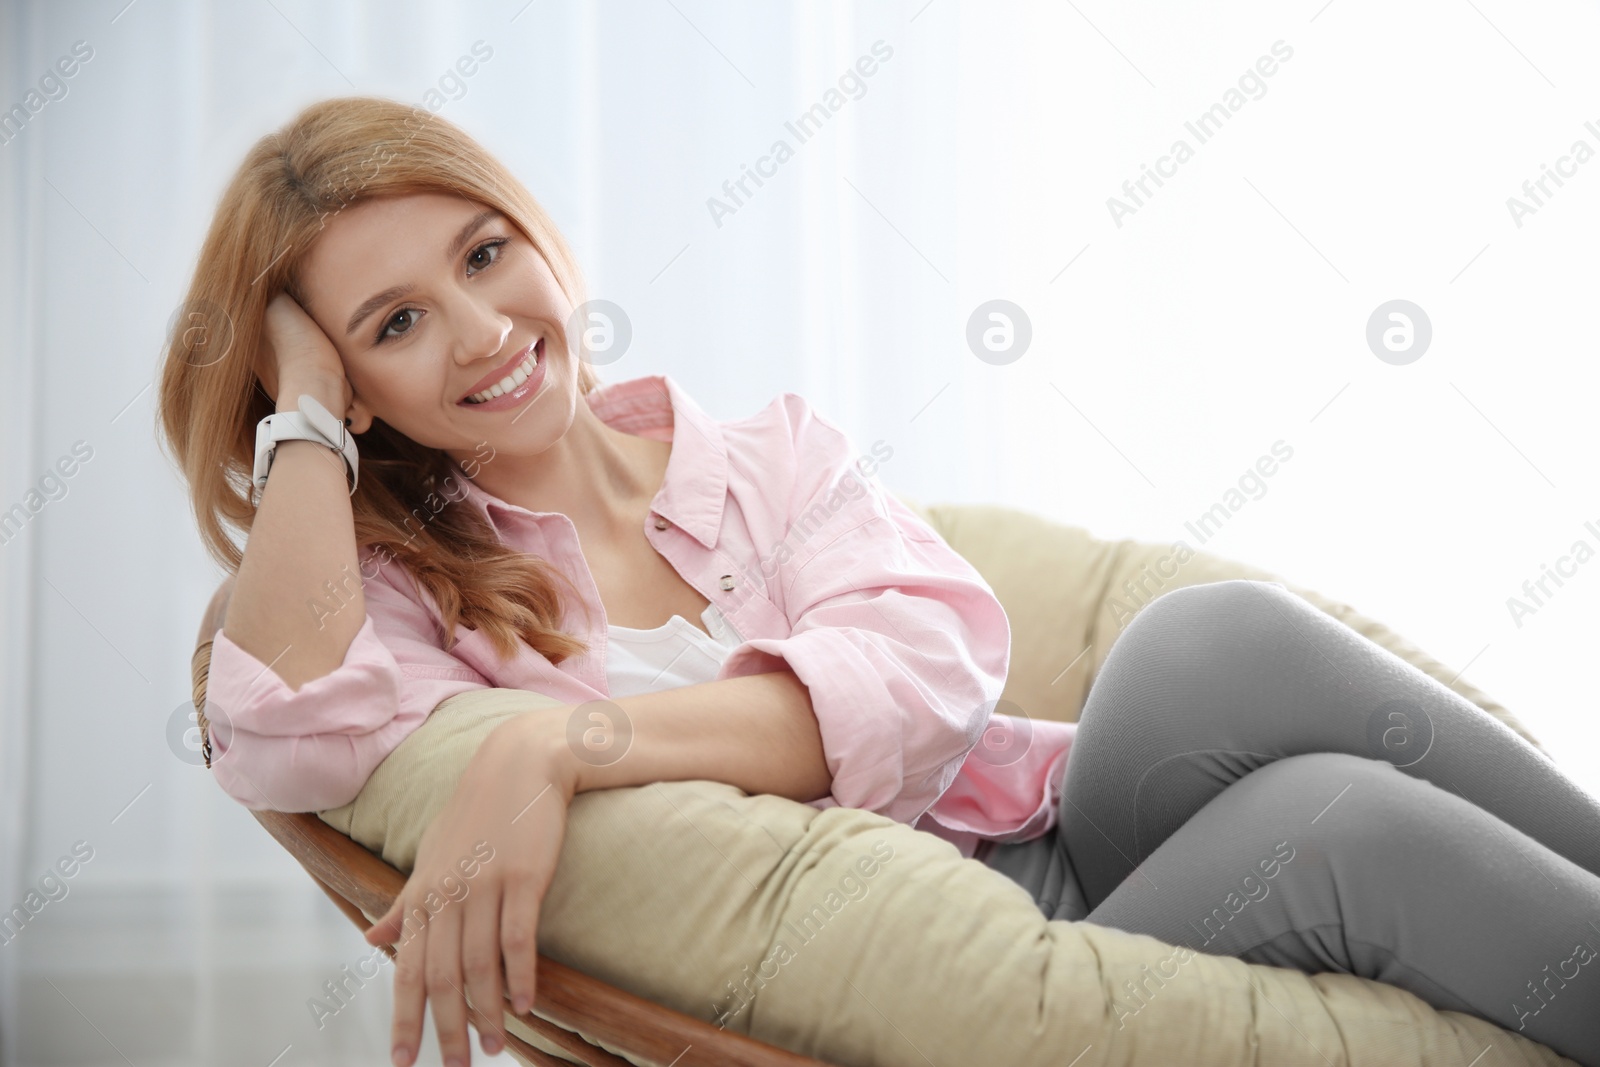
[343, 210, 503, 338]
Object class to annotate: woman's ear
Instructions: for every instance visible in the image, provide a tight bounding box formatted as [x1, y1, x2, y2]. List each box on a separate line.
[345, 395, 376, 435]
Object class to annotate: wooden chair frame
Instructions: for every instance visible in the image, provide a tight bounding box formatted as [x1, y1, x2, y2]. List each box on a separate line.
[192, 580, 838, 1067]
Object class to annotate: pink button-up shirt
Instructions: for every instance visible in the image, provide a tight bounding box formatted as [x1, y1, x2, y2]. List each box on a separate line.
[204, 374, 1076, 858]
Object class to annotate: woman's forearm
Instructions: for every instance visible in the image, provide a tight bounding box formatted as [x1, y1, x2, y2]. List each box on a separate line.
[223, 374, 365, 691]
[510, 668, 834, 804]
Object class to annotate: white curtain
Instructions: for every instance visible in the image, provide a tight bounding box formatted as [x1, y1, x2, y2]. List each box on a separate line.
[3, 1, 1597, 1063]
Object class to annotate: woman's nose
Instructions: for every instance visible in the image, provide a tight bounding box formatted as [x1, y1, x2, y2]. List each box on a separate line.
[452, 300, 513, 367]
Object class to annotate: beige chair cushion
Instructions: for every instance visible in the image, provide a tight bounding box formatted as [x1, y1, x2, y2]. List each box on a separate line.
[895, 495, 1540, 749]
[319, 498, 1570, 1067]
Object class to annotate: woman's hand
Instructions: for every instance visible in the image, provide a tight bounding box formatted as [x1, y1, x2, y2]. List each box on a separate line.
[363, 712, 577, 1067]
[259, 290, 353, 412]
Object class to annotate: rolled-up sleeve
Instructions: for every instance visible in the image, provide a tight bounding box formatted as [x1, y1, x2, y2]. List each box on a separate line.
[205, 561, 489, 813]
[714, 401, 1011, 826]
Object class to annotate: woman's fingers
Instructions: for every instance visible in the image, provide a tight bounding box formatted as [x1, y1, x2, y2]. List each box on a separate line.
[423, 895, 471, 1067]
[388, 893, 431, 1067]
[461, 881, 507, 1056]
[500, 871, 541, 1016]
[365, 897, 402, 946]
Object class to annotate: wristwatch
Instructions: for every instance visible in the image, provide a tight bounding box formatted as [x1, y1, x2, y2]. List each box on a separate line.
[251, 393, 359, 507]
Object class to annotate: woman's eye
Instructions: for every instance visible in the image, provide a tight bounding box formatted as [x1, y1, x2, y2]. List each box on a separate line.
[466, 238, 507, 275]
[378, 308, 419, 342]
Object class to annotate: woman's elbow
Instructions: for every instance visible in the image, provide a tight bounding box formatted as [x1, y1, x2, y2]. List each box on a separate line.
[209, 731, 369, 813]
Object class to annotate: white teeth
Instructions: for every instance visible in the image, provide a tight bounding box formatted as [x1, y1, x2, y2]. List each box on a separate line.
[465, 347, 540, 405]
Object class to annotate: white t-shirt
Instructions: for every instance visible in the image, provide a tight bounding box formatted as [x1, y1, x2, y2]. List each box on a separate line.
[605, 602, 744, 698]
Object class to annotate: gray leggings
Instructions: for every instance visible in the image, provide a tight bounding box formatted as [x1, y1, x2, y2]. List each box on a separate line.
[979, 579, 1600, 1066]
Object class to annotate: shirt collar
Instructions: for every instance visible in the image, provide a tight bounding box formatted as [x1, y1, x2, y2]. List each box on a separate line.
[455, 373, 729, 549]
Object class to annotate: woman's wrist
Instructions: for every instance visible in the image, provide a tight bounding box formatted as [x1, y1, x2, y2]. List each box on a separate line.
[493, 711, 583, 800]
[274, 373, 347, 416]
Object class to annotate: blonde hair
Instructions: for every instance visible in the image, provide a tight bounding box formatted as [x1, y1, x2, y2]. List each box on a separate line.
[158, 96, 598, 663]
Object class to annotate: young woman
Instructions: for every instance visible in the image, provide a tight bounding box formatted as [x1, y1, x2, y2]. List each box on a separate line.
[158, 96, 1600, 1067]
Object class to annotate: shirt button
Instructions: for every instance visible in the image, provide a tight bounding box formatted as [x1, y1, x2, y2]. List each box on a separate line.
[719, 574, 736, 591]
[653, 516, 669, 529]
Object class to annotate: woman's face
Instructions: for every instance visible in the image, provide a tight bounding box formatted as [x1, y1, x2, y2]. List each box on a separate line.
[292, 191, 579, 465]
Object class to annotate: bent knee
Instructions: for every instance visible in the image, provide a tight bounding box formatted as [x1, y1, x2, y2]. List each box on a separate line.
[1227, 752, 1462, 861]
[1130, 579, 1298, 635]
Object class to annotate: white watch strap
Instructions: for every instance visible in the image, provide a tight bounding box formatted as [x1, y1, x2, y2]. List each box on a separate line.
[250, 395, 359, 506]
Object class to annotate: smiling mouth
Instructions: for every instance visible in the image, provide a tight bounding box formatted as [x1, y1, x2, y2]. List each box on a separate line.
[461, 339, 542, 404]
